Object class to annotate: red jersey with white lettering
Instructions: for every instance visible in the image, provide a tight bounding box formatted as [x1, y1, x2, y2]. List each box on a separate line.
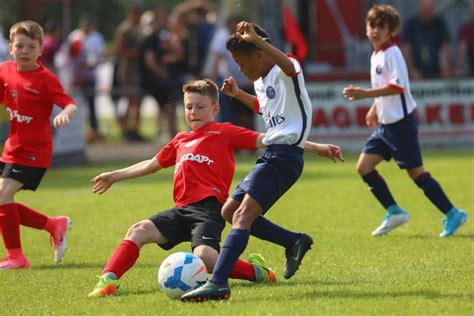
[0, 61, 74, 167]
[156, 121, 259, 207]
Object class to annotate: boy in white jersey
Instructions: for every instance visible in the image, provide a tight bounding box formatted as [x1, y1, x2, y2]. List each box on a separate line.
[182, 22, 342, 301]
[342, 4, 467, 237]
[88, 79, 343, 297]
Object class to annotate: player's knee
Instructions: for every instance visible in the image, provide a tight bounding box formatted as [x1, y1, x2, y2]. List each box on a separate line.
[221, 207, 233, 223]
[356, 162, 368, 175]
[232, 207, 254, 227]
[125, 221, 154, 246]
[193, 246, 217, 272]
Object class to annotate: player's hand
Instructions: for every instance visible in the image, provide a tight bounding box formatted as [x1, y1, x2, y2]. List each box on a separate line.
[91, 172, 115, 194]
[53, 112, 71, 128]
[315, 144, 344, 163]
[342, 85, 367, 101]
[365, 107, 378, 128]
[221, 77, 240, 97]
[235, 21, 259, 43]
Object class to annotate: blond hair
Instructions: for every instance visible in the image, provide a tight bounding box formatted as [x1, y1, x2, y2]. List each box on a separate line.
[10, 20, 44, 45]
[183, 79, 219, 104]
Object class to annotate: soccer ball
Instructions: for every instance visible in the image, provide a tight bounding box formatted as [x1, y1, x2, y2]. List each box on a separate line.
[157, 252, 208, 299]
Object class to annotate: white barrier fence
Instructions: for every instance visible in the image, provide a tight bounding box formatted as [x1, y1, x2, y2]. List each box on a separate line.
[304, 79, 474, 151]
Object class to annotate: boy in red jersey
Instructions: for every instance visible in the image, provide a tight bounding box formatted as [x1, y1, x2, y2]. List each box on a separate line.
[88, 79, 342, 297]
[0, 21, 77, 269]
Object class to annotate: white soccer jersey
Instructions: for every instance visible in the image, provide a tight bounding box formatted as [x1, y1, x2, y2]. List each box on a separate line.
[370, 44, 417, 124]
[253, 56, 312, 148]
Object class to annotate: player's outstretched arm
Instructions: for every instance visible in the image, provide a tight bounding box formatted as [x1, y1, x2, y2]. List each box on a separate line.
[304, 142, 344, 163]
[53, 103, 77, 128]
[342, 84, 400, 101]
[235, 21, 295, 76]
[221, 76, 255, 109]
[91, 158, 162, 194]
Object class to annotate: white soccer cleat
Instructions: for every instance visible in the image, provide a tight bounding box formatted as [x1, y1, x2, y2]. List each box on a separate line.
[372, 212, 409, 237]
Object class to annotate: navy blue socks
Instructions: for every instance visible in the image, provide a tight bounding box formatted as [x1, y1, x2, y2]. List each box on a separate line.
[211, 228, 249, 285]
[362, 170, 396, 209]
[250, 215, 299, 248]
[414, 172, 453, 214]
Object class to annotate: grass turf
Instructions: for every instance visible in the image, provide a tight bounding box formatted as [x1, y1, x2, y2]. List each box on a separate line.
[0, 150, 472, 315]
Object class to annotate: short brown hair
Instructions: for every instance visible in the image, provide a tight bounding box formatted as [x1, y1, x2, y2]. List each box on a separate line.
[183, 79, 219, 104]
[10, 20, 44, 45]
[366, 4, 400, 35]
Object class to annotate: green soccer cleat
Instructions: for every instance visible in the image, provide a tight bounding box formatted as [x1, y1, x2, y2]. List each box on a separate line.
[284, 233, 314, 279]
[248, 253, 277, 283]
[88, 275, 121, 298]
[180, 280, 230, 302]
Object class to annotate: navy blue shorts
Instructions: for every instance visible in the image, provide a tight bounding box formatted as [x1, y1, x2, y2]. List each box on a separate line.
[231, 144, 304, 213]
[0, 162, 46, 191]
[362, 113, 422, 169]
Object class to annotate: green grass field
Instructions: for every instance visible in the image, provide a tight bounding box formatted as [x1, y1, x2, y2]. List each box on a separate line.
[0, 150, 472, 315]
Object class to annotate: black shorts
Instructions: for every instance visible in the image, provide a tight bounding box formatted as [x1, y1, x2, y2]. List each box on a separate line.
[0, 162, 47, 191]
[148, 196, 225, 252]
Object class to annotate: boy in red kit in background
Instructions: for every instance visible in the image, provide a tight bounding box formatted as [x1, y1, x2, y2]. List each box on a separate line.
[88, 79, 342, 297]
[0, 20, 77, 269]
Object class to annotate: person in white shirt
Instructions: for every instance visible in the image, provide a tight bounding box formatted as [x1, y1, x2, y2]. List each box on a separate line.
[182, 21, 343, 301]
[342, 4, 467, 238]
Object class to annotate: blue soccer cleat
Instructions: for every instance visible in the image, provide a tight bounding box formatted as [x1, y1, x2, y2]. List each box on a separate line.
[372, 209, 409, 237]
[440, 209, 468, 237]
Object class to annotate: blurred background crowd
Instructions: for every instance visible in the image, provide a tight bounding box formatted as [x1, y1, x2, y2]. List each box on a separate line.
[0, 0, 473, 157]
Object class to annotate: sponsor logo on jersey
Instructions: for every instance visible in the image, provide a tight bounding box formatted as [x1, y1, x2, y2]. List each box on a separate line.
[6, 107, 33, 124]
[184, 139, 198, 147]
[23, 86, 40, 94]
[266, 86, 276, 99]
[263, 110, 285, 128]
[204, 130, 222, 135]
[175, 153, 214, 173]
[376, 65, 382, 75]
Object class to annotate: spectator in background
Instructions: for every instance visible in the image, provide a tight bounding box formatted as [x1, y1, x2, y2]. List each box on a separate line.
[40, 20, 62, 73]
[139, 9, 179, 141]
[456, 2, 474, 77]
[401, 0, 451, 79]
[68, 14, 106, 143]
[0, 15, 9, 62]
[207, 16, 254, 129]
[114, 4, 145, 142]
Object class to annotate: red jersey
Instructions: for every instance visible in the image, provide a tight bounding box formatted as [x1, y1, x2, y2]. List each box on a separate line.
[156, 121, 259, 207]
[0, 61, 75, 167]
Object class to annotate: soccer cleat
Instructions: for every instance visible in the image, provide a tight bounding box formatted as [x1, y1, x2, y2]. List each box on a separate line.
[248, 253, 276, 283]
[372, 211, 409, 237]
[180, 280, 230, 302]
[0, 256, 30, 270]
[440, 209, 468, 237]
[284, 233, 314, 279]
[50, 216, 72, 263]
[88, 275, 121, 298]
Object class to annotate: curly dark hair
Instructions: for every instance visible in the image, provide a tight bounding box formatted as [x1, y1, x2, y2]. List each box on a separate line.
[226, 23, 271, 55]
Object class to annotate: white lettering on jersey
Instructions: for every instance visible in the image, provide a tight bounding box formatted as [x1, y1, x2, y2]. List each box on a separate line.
[263, 110, 286, 129]
[174, 153, 214, 173]
[6, 107, 33, 124]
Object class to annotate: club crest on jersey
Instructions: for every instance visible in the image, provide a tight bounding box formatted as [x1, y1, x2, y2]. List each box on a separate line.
[375, 65, 382, 75]
[11, 89, 18, 101]
[266, 86, 276, 99]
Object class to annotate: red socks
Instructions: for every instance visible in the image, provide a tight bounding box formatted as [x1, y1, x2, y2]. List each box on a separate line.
[229, 258, 256, 281]
[16, 203, 49, 230]
[0, 203, 22, 250]
[103, 240, 140, 279]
